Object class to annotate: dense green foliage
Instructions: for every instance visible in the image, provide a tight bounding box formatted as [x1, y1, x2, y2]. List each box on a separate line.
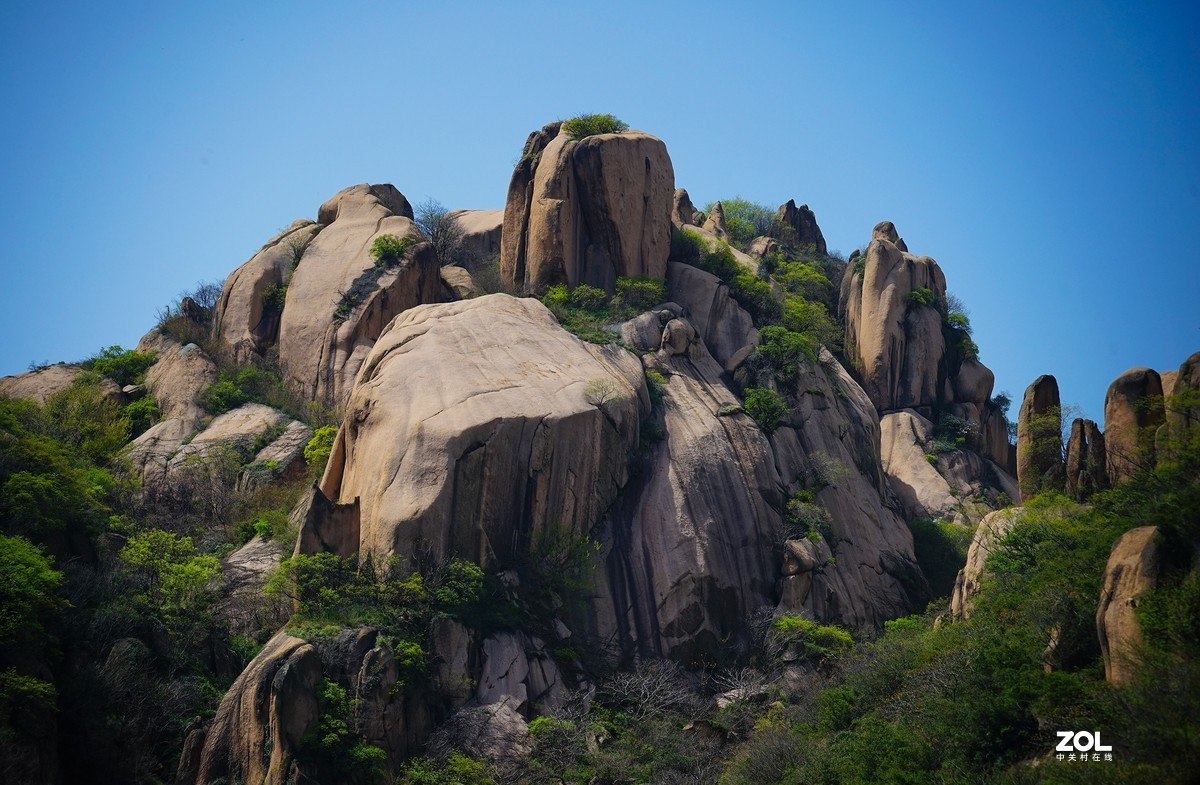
[906, 518, 972, 598]
[744, 387, 788, 433]
[304, 424, 338, 476]
[540, 276, 664, 344]
[703, 197, 775, 248]
[82, 345, 157, 386]
[561, 113, 629, 140]
[369, 233, 413, 268]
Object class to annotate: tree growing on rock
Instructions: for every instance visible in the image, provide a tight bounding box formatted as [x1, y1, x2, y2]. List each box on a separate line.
[414, 199, 465, 267]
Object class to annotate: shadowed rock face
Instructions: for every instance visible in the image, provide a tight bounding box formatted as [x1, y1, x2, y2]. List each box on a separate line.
[500, 122, 674, 293]
[212, 221, 320, 364]
[1016, 374, 1064, 501]
[776, 199, 827, 255]
[666, 262, 758, 372]
[319, 294, 648, 567]
[1166, 351, 1200, 448]
[1065, 418, 1107, 500]
[1104, 367, 1164, 485]
[1097, 526, 1163, 685]
[671, 188, 701, 228]
[278, 183, 446, 410]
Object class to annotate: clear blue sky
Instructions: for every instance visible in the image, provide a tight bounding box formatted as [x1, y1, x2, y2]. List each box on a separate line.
[2, 0, 1197, 423]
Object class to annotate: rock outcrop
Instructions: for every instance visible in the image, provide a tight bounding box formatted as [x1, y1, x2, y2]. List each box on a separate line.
[0, 363, 123, 403]
[319, 294, 647, 566]
[702, 201, 729, 241]
[950, 507, 1024, 619]
[671, 188, 701, 228]
[278, 183, 446, 410]
[1064, 418, 1107, 500]
[500, 122, 674, 293]
[776, 199, 827, 255]
[215, 535, 289, 638]
[212, 221, 320, 364]
[666, 262, 758, 372]
[1165, 351, 1200, 447]
[1104, 367, 1164, 485]
[839, 222, 948, 415]
[1097, 526, 1163, 684]
[194, 631, 322, 785]
[448, 209, 504, 267]
[1015, 375, 1064, 500]
[881, 409, 964, 520]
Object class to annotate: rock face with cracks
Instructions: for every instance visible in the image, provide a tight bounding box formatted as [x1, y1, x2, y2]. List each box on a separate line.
[1097, 526, 1163, 685]
[1104, 366, 1164, 486]
[500, 121, 674, 293]
[319, 294, 648, 566]
[1016, 374, 1064, 501]
[277, 183, 446, 410]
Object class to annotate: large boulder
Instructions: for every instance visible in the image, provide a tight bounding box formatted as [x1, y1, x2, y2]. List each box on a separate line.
[0, 363, 123, 403]
[671, 188, 701, 228]
[1104, 367, 1164, 485]
[278, 183, 446, 410]
[194, 631, 322, 785]
[1165, 351, 1200, 448]
[702, 200, 730, 242]
[839, 222, 947, 415]
[775, 199, 827, 255]
[1015, 375, 1064, 500]
[1097, 526, 1163, 685]
[215, 535, 289, 638]
[590, 315, 782, 661]
[880, 409, 962, 520]
[211, 220, 320, 364]
[500, 121, 674, 293]
[772, 351, 928, 627]
[318, 294, 647, 566]
[448, 208, 504, 267]
[1064, 418, 1107, 500]
[666, 262, 758, 372]
[950, 507, 1024, 619]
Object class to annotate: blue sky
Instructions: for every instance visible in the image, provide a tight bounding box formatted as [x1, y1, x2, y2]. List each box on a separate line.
[1, 0, 1197, 423]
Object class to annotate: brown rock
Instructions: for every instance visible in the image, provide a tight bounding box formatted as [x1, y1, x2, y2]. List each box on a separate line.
[1064, 418, 1107, 500]
[776, 199, 827, 255]
[839, 225, 947, 413]
[1104, 367, 1164, 485]
[447, 208, 504, 267]
[1165, 351, 1200, 447]
[278, 183, 446, 410]
[215, 535, 288, 638]
[212, 221, 320, 364]
[702, 200, 729, 241]
[950, 507, 1024, 619]
[319, 294, 647, 567]
[671, 188, 702, 228]
[666, 262, 758, 372]
[1097, 526, 1163, 684]
[195, 631, 322, 785]
[440, 265, 477, 299]
[0, 363, 124, 404]
[880, 410, 960, 520]
[500, 122, 674, 293]
[747, 236, 780, 259]
[1016, 375, 1064, 500]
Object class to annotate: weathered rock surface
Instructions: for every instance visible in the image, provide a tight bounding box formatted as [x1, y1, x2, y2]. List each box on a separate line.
[1016, 375, 1064, 500]
[591, 318, 782, 661]
[125, 336, 218, 487]
[1165, 351, 1200, 450]
[212, 220, 320, 364]
[476, 632, 566, 714]
[702, 201, 730, 241]
[666, 262, 758, 372]
[747, 236, 780, 259]
[500, 122, 674, 292]
[0, 363, 123, 403]
[671, 188, 701, 228]
[448, 208, 504, 266]
[776, 199, 827, 255]
[950, 507, 1024, 619]
[194, 631, 322, 785]
[238, 419, 313, 492]
[320, 294, 647, 566]
[772, 351, 927, 626]
[1104, 367, 1164, 486]
[880, 409, 961, 520]
[215, 535, 288, 638]
[1097, 526, 1163, 684]
[440, 265, 477, 299]
[278, 183, 446, 409]
[1065, 418, 1107, 500]
[839, 223, 947, 415]
[429, 702, 533, 771]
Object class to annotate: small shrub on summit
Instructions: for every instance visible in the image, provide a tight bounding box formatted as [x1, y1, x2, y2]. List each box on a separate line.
[561, 113, 629, 140]
[83, 345, 157, 386]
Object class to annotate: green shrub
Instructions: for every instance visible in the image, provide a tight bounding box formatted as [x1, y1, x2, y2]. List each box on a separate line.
[771, 613, 853, 661]
[262, 283, 288, 313]
[541, 283, 570, 313]
[669, 227, 705, 264]
[399, 751, 496, 784]
[645, 369, 667, 407]
[756, 325, 816, 386]
[41, 377, 131, 463]
[83, 345, 157, 386]
[304, 425, 338, 474]
[123, 395, 160, 437]
[906, 287, 938, 309]
[744, 387, 788, 433]
[561, 113, 629, 140]
[568, 283, 607, 311]
[729, 273, 781, 323]
[785, 492, 834, 543]
[369, 234, 413, 268]
[199, 366, 286, 416]
[776, 261, 832, 303]
[614, 276, 666, 310]
[696, 243, 741, 282]
[703, 197, 774, 248]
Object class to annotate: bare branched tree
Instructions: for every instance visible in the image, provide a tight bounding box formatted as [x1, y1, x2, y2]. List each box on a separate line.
[600, 659, 698, 721]
[414, 198, 465, 266]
